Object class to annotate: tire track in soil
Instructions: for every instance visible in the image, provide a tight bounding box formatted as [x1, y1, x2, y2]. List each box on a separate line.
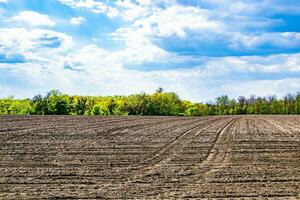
[102, 117, 225, 195]
[132, 118, 220, 168]
[140, 118, 224, 167]
[262, 118, 300, 137]
[195, 117, 299, 199]
[1, 116, 300, 199]
[196, 118, 238, 182]
[106, 117, 237, 198]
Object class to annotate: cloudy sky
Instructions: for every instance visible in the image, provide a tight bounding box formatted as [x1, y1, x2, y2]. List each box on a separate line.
[0, 0, 300, 101]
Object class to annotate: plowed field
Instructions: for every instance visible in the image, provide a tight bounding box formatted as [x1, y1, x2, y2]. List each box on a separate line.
[0, 116, 299, 199]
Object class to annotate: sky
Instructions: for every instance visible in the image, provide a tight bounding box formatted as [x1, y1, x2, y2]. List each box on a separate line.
[0, 0, 300, 102]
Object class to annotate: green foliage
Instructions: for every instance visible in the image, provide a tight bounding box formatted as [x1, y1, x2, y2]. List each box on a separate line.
[216, 95, 230, 115]
[184, 103, 209, 116]
[1, 89, 300, 116]
[0, 97, 33, 115]
[70, 96, 87, 115]
[44, 90, 71, 115]
[147, 92, 181, 115]
[123, 93, 149, 115]
[91, 104, 102, 115]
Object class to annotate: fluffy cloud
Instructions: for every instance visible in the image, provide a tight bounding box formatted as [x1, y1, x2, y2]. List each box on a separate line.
[114, 0, 177, 21]
[70, 16, 85, 25]
[58, 0, 177, 20]
[53, 44, 300, 101]
[0, 28, 72, 63]
[63, 41, 171, 72]
[1, 0, 300, 101]
[10, 11, 56, 27]
[58, 0, 119, 17]
[114, 1, 222, 36]
[1, 40, 300, 101]
[2, 53, 300, 101]
[110, 2, 299, 57]
[229, 32, 300, 51]
[132, 5, 220, 38]
[57, 0, 300, 56]
[179, 0, 300, 15]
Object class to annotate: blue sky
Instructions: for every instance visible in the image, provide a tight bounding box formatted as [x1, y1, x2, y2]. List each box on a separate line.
[0, 0, 300, 101]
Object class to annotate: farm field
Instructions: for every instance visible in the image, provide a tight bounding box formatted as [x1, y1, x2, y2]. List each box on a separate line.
[0, 115, 299, 199]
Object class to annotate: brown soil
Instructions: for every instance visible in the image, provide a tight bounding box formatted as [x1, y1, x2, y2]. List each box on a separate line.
[0, 115, 299, 199]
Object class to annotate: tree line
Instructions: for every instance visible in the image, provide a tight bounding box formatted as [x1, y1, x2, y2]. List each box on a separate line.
[1, 88, 300, 116]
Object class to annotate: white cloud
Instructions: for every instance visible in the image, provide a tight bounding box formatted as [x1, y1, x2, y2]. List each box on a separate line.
[112, 4, 299, 56]
[1, 0, 300, 101]
[57, 0, 177, 20]
[1, 38, 300, 101]
[58, 0, 119, 17]
[64, 44, 121, 71]
[0, 0, 8, 3]
[109, 4, 224, 64]
[114, 5, 221, 40]
[10, 11, 56, 27]
[107, 1, 299, 57]
[63, 41, 171, 72]
[70, 16, 85, 25]
[229, 32, 300, 50]
[2, 61, 300, 102]
[44, 44, 300, 101]
[138, 5, 221, 38]
[114, 0, 176, 21]
[188, 0, 300, 15]
[58, 0, 300, 54]
[0, 28, 73, 63]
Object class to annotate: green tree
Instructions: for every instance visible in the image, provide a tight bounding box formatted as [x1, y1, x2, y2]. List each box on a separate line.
[2, 89, 300, 116]
[44, 90, 71, 115]
[237, 96, 247, 114]
[71, 96, 87, 115]
[32, 94, 47, 114]
[0, 97, 14, 114]
[9, 100, 33, 115]
[215, 95, 230, 115]
[228, 99, 238, 115]
[124, 93, 149, 115]
[147, 92, 181, 115]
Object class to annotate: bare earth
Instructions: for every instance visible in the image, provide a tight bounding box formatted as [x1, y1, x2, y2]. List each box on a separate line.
[0, 115, 299, 199]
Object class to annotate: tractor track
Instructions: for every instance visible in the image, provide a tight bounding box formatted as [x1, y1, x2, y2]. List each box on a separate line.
[0, 115, 299, 199]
